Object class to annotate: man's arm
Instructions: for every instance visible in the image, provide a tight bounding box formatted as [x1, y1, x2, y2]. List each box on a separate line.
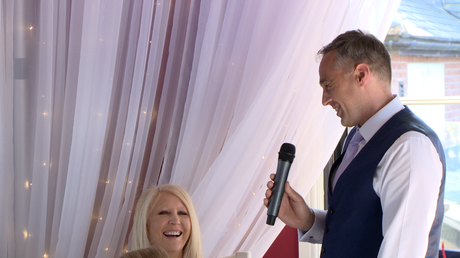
[375, 131, 443, 258]
[298, 209, 327, 243]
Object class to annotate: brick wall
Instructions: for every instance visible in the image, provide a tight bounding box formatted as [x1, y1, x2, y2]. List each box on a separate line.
[390, 55, 460, 122]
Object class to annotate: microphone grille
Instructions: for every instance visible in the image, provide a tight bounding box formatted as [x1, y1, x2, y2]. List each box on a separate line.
[279, 143, 295, 162]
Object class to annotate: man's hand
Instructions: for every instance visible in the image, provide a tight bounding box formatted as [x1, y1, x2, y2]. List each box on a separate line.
[264, 173, 315, 231]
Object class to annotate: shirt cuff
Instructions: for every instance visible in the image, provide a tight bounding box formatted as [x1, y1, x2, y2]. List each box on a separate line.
[298, 209, 327, 244]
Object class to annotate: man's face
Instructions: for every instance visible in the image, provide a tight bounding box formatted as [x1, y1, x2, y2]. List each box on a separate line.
[319, 50, 362, 127]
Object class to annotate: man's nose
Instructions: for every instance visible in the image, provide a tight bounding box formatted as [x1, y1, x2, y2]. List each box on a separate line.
[322, 90, 331, 106]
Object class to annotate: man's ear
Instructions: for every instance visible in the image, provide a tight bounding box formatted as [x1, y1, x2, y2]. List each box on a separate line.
[354, 63, 370, 85]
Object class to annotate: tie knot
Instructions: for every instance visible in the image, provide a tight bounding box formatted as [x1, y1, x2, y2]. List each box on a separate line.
[349, 131, 363, 146]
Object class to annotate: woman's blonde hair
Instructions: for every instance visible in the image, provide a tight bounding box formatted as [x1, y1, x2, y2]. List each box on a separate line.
[120, 245, 169, 258]
[131, 184, 203, 258]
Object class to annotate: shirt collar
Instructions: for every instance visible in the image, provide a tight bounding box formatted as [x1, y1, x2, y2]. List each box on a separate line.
[358, 95, 404, 142]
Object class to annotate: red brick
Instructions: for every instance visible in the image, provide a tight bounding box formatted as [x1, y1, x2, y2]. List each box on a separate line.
[445, 63, 460, 69]
[445, 76, 460, 83]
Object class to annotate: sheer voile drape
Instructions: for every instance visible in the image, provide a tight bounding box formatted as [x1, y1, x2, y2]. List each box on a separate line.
[0, 0, 400, 257]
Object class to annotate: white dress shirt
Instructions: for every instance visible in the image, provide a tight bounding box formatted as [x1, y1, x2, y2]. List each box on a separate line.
[299, 95, 444, 258]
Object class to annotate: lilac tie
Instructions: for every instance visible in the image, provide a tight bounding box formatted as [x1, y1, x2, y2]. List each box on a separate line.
[332, 130, 363, 191]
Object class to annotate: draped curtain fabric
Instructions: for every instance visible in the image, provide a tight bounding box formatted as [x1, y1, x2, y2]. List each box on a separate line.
[0, 0, 400, 257]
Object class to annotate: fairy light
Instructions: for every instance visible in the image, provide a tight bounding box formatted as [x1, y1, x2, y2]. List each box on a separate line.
[25, 181, 29, 189]
[143, 111, 147, 114]
[99, 217, 103, 220]
[44, 254, 49, 258]
[126, 142, 130, 145]
[128, 181, 132, 184]
[105, 181, 109, 184]
[23, 230, 28, 239]
[43, 112, 48, 116]
[252, 191, 256, 195]
[105, 248, 108, 251]
[43, 162, 46, 166]
[29, 26, 34, 30]
[262, 156, 265, 159]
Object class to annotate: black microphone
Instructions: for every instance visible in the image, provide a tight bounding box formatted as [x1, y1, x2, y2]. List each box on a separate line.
[266, 143, 296, 226]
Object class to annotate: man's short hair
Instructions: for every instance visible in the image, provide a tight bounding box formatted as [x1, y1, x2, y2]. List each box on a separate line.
[317, 30, 392, 84]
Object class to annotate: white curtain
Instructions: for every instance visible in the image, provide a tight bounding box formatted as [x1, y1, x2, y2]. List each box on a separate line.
[0, 0, 400, 257]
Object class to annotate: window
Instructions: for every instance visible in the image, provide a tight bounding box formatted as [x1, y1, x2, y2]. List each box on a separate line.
[385, 0, 460, 252]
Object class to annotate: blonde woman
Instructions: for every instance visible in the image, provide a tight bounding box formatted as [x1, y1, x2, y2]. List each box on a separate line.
[131, 184, 203, 258]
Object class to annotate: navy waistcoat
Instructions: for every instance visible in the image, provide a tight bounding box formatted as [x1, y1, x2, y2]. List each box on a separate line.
[320, 107, 446, 258]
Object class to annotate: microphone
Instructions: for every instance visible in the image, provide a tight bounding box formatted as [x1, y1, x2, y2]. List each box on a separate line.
[266, 143, 296, 226]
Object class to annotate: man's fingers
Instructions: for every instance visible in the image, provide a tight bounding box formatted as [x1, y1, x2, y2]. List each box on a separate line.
[263, 198, 269, 207]
[265, 188, 272, 198]
[266, 180, 274, 189]
[269, 173, 276, 181]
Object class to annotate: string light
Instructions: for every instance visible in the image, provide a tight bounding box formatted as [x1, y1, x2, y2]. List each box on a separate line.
[99, 217, 103, 220]
[128, 181, 132, 184]
[23, 230, 28, 239]
[252, 191, 256, 195]
[29, 26, 34, 30]
[105, 181, 109, 184]
[43, 162, 46, 166]
[262, 156, 265, 159]
[25, 181, 29, 188]
[105, 248, 108, 251]
[126, 142, 130, 145]
[43, 112, 48, 116]
[143, 111, 147, 114]
[44, 254, 49, 258]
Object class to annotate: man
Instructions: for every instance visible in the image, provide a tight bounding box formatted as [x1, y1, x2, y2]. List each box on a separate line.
[264, 30, 446, 258]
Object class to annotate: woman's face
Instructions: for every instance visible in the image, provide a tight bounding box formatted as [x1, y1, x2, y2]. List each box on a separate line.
[147, 192, 191, 258]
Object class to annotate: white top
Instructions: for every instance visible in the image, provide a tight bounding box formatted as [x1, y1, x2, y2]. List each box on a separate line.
[299, 95, 444, 258]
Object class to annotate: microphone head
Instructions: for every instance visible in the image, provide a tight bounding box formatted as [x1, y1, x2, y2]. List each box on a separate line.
[279, 143, 295, 163]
